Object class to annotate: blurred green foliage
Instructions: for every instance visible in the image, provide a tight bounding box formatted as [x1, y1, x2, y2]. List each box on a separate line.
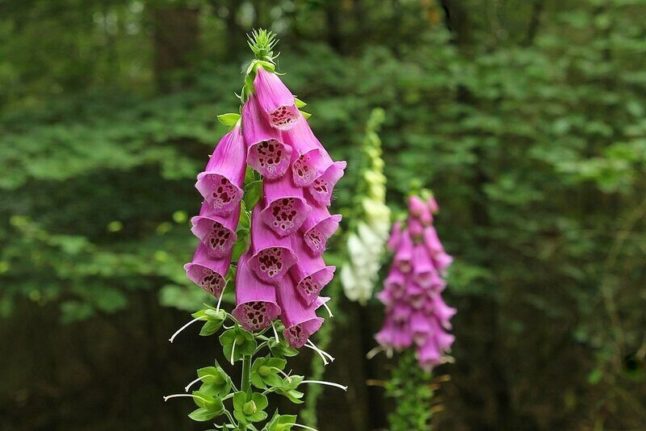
[1, 0, 645, 430]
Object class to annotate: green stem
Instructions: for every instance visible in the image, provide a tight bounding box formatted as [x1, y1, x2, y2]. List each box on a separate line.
[241, 354, 252, 393]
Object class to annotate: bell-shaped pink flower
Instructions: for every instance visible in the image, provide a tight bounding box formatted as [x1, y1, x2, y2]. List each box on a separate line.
[232, 253, 282, 332]
[190, 203, 239, 258]
[433, 252, 453, 275]
[276, 276, 324, 348]
[384, 269, 406, 299]
[243, 95, 293, 179]
[282, 116, 333, 187]
[307, 161, 347, 207]
[429, 292, 457, 329]
[387, 221, 402, 252]
[253, 67, 300, 130]
[300, 206, 342, 255]
[408, 196, 427, 219]
[248, 208, 297, 284]
[417, 337, 443, 371]
[260, 174, 311, 237]
[184, 243, 230, 297]
[195, 125, 246, 215]
[423, 226, 445, 257]
[289, 236, 335, 305]
[393, 231, 413, 273]
[412, 245, 437, 289]
[376, 317, 412, 350]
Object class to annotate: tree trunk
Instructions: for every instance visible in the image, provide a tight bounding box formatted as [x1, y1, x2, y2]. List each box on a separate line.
[151, 3, 200, 93]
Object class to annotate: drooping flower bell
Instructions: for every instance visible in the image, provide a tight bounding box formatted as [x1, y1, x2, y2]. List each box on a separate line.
[375, 193, 456, 371]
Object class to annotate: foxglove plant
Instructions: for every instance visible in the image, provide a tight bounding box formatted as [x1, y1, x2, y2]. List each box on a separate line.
[164, 30, 346, 431]
[372, 192, 455, 431]
[375, 192, 455, 370]
[340, 108, 390, 304]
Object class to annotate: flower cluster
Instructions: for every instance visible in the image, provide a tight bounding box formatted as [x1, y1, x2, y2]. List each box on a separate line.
[341, 108, 391, 304]
[375, 194, 456, 370]
[185, 65, 345, 349]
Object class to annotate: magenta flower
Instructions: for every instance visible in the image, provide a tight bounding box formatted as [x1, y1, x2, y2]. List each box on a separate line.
[248, 207, 297, 283]
[243, 95, 293, 179]
[254, 67, 299, 130]
[184, 243, 230, 297]
[282, 117, 332, 187]
[190, 203, 239, 258]
[233, 253, 282, 332]
[260, 174, 311, 237]
[195, 126, 246, 214]
[375, 194, 455, 370]
[301, 206, 342, 255]
[307, 161, 347, 207]
[276, 276, 324, 348]
[289, 236, 335, 305]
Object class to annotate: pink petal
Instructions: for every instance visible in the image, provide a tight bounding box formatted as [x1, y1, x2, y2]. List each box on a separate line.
[260, 175, 311, 237]
[248, 207, 297, 283]
[289, 236, 336, 305]
[307, 161, 347, 207]
[254, 67, 299, 130]
[301, 206, 342, 255]
[243, 96, 292, 179]
[195, 126, 245, 215]
[184, 243, 230, 297]
[232, 253, 281, 332]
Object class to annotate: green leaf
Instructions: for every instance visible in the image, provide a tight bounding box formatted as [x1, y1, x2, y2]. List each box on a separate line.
[274, 375, 305, 404]
[233, 391, 269, 424]
[217, 113, 240, 127]
[250, 357, 287, 389]
[300, 110, 312, 119]
[196, 366, 232, 395]
[244, 180, 263, 210]
[268, 338, 299, 358]
[295, 98, 307, 108]
[188, 407, 218, 422]
[265, 413, 297, 431]
[219, 326, 257, 363]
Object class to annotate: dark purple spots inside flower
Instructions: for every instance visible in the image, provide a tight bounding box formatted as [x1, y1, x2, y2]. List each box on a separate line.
[207, 222, 232, 253]
[208, 177, 237, 210]
[269, 198, 298, 233]
[298, 276, 319, 296]
[257, 248, 284, 279]
[238, 301, 272, 332]
[200, 270, 225, 296]
[312, 178, 329, 195]
[252, 139, 285, 173]
[305, 229, 324, 252]
[292, 154, 315, 185]
[270, 106, 297, 129]
[285, 324, 307, 348]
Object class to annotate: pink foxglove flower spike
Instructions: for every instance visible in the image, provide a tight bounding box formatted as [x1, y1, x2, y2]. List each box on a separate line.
[375, 193, 456, 371]
[168, 30, 347, 430]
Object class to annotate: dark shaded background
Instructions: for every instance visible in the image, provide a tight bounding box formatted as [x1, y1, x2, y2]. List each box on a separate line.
[1, 0, 645, 430]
